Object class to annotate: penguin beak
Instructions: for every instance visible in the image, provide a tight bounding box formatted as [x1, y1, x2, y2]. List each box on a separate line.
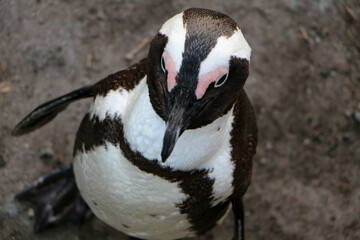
[161, 86, 209, 162]
[161, 104, 185, 162]
[161, 85, 194, 162]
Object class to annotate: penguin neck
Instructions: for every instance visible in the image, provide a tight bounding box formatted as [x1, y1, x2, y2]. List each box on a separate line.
[122, 76, 235, 171]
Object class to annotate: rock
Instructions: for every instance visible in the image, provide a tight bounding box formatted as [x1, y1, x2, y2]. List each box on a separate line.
[27, 208, 34, 218]
[303, 138, 311, 146]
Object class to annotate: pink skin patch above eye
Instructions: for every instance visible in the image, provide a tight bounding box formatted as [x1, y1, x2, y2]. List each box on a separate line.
[196, 66, 228, 99]
[163, 51, 177, 92]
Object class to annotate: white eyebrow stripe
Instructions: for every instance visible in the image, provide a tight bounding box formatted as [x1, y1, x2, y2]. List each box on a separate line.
[199, 28, 251, 77]
[160, 12, 186, 73]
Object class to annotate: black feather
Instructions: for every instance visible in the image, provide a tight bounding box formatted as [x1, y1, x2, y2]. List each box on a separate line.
[12, 85, 95, 136]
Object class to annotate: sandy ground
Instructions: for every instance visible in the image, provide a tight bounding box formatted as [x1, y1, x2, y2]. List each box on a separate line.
[0, 0, 359, 239]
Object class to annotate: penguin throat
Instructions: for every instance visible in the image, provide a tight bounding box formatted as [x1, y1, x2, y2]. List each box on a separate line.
[122, 78, 235, 171]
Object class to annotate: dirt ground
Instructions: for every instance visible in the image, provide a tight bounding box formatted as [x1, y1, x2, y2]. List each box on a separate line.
[0, 0, 359, 239]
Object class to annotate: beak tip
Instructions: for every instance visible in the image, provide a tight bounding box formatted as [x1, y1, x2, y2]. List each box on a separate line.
[161, 128, 179, 163]
[161, 149, 170, 163]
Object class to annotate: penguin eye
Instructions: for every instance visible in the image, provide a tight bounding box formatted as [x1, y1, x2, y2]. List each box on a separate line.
[161, 55, 167, 73]
[214, 72, 229, 88]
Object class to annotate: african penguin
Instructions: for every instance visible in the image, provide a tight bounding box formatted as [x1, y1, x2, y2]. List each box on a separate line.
[13, 8, 257, 240]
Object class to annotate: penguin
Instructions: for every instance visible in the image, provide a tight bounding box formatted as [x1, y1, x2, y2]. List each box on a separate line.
[12, 8, 257, 240]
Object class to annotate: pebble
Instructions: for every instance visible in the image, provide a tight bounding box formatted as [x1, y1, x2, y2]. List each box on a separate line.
[303, 138, 311, 146]
[40, 149, 54, 163]
[260, 157, 267, 164]
[344, 110, 352, 118]
[27, 208, 34, 218]
[265, 141, 273, 150]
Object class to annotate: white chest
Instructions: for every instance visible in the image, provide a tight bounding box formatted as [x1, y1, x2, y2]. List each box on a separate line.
[74, 144, 193, 240]
[73, 77, 235, 239]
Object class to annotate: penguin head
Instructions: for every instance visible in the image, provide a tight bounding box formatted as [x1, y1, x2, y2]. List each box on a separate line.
[146, 8, 251, 162]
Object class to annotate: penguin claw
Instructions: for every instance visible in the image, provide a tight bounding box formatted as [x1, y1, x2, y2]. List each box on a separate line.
[16, 166, 92, 232]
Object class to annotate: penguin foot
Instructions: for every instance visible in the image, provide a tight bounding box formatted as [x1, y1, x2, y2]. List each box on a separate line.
[232, 197, 245, 240]
[16, 165, 92, 232]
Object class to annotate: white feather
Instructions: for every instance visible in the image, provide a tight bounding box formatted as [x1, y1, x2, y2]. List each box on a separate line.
[73, 144, 194, 240]
[89, 89, 130, 121]
[159, 12, 186, 73]
[199, 28, 251, 77]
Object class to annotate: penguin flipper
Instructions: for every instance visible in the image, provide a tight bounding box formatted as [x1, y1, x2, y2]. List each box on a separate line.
[16, 166, 92, 232]
[232, 198, 245, 240]
[12, 85, 95, 136]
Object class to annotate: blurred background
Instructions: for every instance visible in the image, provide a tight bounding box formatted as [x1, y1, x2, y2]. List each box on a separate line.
[0, 0, 359, 239]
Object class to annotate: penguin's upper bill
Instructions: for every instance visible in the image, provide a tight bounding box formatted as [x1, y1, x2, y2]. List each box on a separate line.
[147, 9, 252, 162]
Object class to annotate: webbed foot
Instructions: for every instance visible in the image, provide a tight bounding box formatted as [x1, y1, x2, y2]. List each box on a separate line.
[16, 165, 92, 232]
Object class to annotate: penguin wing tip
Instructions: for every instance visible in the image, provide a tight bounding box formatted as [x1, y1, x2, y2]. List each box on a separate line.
[11, 120, 33, 136]
[11, 126, 23, 136]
